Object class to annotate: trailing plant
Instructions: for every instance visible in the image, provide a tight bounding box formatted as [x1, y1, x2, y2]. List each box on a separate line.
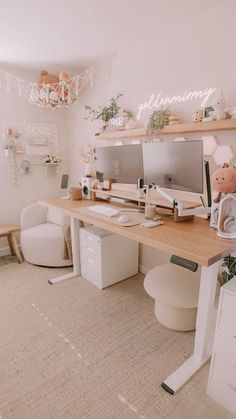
[147, 109, 170, 136]
[85, 93, 123, 123]
[221, 254, 236, 284]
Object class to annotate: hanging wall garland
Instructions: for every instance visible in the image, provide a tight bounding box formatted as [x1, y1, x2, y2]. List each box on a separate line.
[1, 67, 93, 109]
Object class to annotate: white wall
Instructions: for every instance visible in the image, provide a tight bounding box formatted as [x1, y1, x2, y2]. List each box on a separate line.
[67, 1, 236, 270]
[0, 66, 69, 254]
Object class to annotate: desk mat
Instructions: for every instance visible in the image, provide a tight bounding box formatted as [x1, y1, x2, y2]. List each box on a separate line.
[74, 206, 147, 227]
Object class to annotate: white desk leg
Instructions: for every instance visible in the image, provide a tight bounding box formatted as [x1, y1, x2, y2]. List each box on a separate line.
[48, 217, 81, 285]
[161, 260, 220, 395]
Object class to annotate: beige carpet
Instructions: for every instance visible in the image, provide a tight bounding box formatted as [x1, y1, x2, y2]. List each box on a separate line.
[0, 257, 233, 419]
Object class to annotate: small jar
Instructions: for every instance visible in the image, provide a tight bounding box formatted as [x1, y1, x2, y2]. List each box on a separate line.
[145, 203, 156, 219]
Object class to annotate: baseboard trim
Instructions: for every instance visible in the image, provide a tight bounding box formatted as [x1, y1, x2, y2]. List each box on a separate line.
[0, 245, 21, 258]
[0, 246, 11, 257]
[139, 264, 149, 275]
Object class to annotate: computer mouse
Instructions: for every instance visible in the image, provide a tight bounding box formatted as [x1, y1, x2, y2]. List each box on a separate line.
[118, 214, 131, 224]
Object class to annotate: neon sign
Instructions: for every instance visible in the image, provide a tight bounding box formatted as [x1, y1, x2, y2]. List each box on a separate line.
[136, 87, 216, 120]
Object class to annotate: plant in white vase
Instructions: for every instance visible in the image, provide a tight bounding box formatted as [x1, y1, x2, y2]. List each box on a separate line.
[84, 92, 123, 133]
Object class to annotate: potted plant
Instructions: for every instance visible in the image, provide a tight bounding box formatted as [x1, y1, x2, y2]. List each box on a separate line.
[147, 109, 170, 138]
[85, 92, 123, 132]
[221, 255, 236, 284]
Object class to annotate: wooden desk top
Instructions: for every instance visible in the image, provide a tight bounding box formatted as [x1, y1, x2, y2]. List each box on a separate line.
[39, 198, 236, 267]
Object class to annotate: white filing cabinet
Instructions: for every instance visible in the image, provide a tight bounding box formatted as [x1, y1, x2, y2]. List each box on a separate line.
[79, 226, 139, 289]
[207, 277, 236, 415]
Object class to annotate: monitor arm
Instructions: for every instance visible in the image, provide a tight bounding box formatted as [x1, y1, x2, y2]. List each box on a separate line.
[153, 185, 211, 217]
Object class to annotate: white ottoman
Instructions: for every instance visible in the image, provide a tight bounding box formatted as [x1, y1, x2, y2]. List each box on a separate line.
[144, 264, 201, 331]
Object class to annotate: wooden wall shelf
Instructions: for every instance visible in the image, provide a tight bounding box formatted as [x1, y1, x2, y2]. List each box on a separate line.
[95, 119, 236, 140]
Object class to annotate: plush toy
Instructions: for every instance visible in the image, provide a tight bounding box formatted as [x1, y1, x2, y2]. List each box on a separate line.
[58, 71, 74, 101]
[212, 164, 236, 203]
[208, 100, 227, 121]
[192, 110, 203, 122]
[224, 106, 236, 119]
[59, 71, 72, 84]
[38, 70, 59, 85]
[202, 88, 227, 121]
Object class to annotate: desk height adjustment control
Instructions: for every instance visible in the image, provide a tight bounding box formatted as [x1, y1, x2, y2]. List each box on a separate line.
[170, 255, 198, 272]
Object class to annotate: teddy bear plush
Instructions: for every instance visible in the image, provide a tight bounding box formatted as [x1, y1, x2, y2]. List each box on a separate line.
[58, 71, 76, 102]
[38, 70, 59, 85]
[212, 164, 236, 203]
[59, 71, 72, 84]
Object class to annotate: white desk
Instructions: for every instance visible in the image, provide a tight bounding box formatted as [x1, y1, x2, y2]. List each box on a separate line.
[39, 198, 236, 395]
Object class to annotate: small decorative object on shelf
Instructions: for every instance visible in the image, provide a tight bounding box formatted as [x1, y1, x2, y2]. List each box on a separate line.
[203, 106, 214, 119]
[44, 155, 62, 164]
[19, 160, 31, 175]
[147, 109, 170, 138]
[192, 109, 204, 122]
[121, 109, 134, 129]
[168, 114, 181, 125]
[224, 105, 236, 119]
[205, 100, 227, 121]
[122, 109, 133, 120]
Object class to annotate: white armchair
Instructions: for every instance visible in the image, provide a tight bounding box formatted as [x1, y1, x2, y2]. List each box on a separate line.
[20, 203, 72, 267]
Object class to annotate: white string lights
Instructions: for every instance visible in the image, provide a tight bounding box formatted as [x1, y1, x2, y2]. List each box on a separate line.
[1, 68, 93, 109]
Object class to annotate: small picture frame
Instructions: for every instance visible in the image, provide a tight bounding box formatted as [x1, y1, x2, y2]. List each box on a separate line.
[204, 106, 214, 118]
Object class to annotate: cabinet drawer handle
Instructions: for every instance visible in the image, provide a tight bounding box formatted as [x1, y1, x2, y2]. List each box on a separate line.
[87, 258, 94, 264]
[86, 246, 94, 253]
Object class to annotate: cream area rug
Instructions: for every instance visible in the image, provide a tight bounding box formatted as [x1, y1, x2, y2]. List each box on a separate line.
[0, 258, 233, 419]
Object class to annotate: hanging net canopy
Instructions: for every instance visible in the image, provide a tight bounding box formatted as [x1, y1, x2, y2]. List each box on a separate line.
[2, 67, 93, 109]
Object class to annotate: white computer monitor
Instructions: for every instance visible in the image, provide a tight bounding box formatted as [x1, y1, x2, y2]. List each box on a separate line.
[94, 144, 144, 184]
[142, 140, 203, 195]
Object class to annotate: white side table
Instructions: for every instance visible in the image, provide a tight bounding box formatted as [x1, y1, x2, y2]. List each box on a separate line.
[207, 277, 236, 415]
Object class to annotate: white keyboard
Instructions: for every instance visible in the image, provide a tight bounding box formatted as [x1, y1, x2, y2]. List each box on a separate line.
[88, 205, 120, 217]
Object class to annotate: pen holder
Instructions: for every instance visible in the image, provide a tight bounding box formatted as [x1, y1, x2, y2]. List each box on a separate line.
[68, 187, 82, 200]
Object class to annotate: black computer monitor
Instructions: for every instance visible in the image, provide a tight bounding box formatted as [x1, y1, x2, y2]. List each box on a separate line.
[143, 140, 203, 194]
[94, 144, 144, 184]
